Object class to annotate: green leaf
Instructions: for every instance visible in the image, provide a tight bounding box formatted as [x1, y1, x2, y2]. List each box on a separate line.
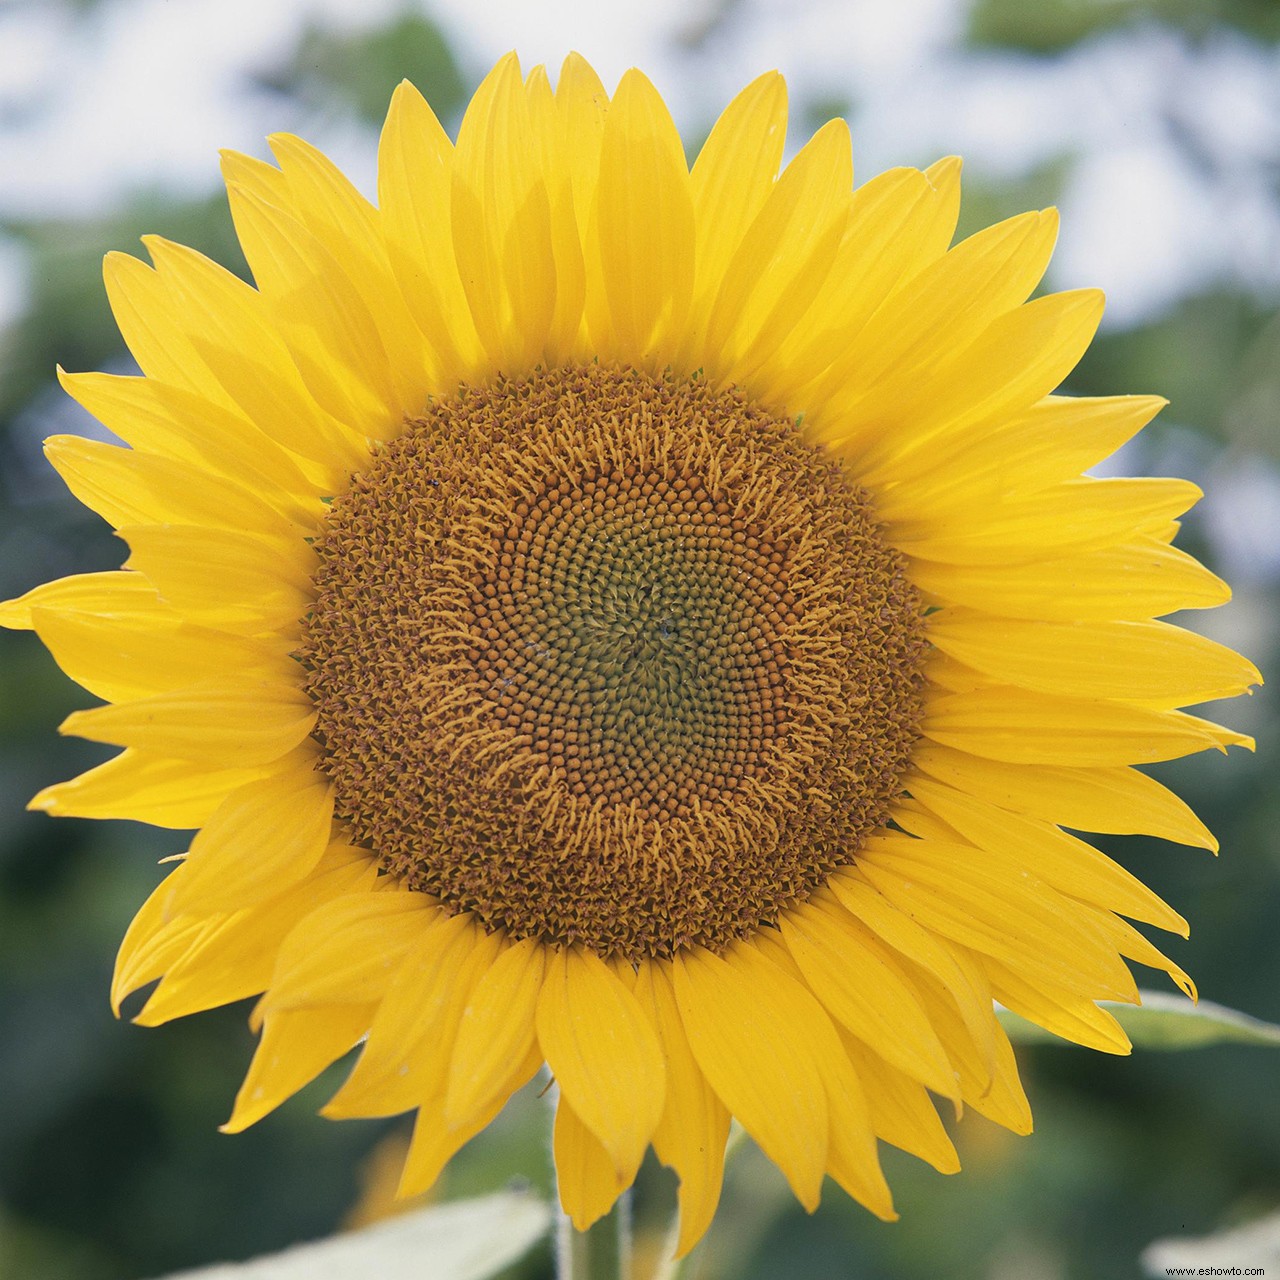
[152, 1189, 551, 1280]
[999, 990, 1280, 1050]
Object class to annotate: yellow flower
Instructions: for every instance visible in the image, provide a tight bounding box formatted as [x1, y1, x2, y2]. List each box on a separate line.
[1, 53, 1260, 1252]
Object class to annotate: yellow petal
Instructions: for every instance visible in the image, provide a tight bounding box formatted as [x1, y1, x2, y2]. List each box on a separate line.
[927, 612, 1261, 708]
[923, 685, 1244, 766]
[840, 1036, 960, 1174]
[723, 939, 895, 1221]
[31, 749, 262, 829]
[852, 288, 1104, 486]
[780, 894, 958, 1097]
[633, 961, 730, 1257]
[910, 960, 1033, 1134]
[535, 946, 665, 1179]
[702, 119, 851, 382]
[554, 53, 609, 233]
[878, 394, 1164, 517]
[0, 570, 159, 631]
[589, 68, 694, 363]
[908, 744, 1217, 849]
[1081, 906, 1196, 1000]
[223, 182, 402, 435]
[907, 536, 1231, 621]
[217, 145, 288, 211]
[102, 250, 228, 406]
[57, 369, 328, 514]
[445, 935, 547, 1127]
[263, 133, 436, 408]
[451, 52, 557, 369]
[263, 891, 437, 1011]
[141, 233, 379, 468]
[827, 869, 998, 1074]
[907, 775, 1188, 934]
[59, 680, 315, 768]
[768, 165, 958, 403]
[688, 72, 787, 320]
[222, 1004, 372, 1133]
[923, 649, 998, 696]
[672, 944, 828, 1211]
[377, 81, 486, 383]
[113, 872, 207, 1014]
[919, 155, 965, 257]
[856, 833, 1138, 1001]
[44, 435, 298, 544]
[163, 766, 334, 918]
[890, 796, 968, 845]
[814, 1043, 897, 1220]
[136, 845, 376, 1025]
[985, 957, 1132, 1054]
[109, 244, 367, 480]
[525, 64, 587, 363]
[264, 130, 378, 241]
[553, 1092, 628, 1231]
[32, 604, 294, 704]
[398, 1042, 543, 1199]
[811, 208, 1058, 436]
[894, 477, 1201, 565]
[120, 523, 316, 634]
[325, 914, 501, 1119]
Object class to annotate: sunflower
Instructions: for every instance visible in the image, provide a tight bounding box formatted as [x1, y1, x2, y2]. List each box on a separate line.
[1, 53, 1260, 1251]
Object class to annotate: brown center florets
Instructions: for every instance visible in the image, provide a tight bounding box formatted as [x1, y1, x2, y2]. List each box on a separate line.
[298, 364, 926, 960]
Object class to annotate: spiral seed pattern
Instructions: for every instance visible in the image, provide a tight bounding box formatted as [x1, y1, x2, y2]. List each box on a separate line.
[299, 365, 927, 959]
[468, 465, 795, 820]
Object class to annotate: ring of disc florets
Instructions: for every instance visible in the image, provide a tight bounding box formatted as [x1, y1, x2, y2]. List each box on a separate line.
[299, 364, 926, 960]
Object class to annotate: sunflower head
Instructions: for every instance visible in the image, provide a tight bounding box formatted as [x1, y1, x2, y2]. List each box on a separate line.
[2, 51, 1259, 1253]
[300, 361, 927, 960]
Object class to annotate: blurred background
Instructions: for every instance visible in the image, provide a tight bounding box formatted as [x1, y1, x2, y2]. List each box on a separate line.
[0, 0, 1277, 1277]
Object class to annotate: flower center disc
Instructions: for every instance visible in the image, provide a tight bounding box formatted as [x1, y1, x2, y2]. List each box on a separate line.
[300, 365, 926, 959]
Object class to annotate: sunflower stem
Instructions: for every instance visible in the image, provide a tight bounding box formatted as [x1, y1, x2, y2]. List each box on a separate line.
[556, 1193, 632, 1280]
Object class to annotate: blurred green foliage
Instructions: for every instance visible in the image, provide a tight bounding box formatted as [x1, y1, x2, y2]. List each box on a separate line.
[255, 12, 469, 126]
[968, 0, 1280, 52]
[0, 4, 1276, 1280]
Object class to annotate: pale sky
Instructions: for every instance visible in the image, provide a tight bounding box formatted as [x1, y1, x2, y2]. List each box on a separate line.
[3, 0, 1279, 327]
[2, 0, 1279, 589]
